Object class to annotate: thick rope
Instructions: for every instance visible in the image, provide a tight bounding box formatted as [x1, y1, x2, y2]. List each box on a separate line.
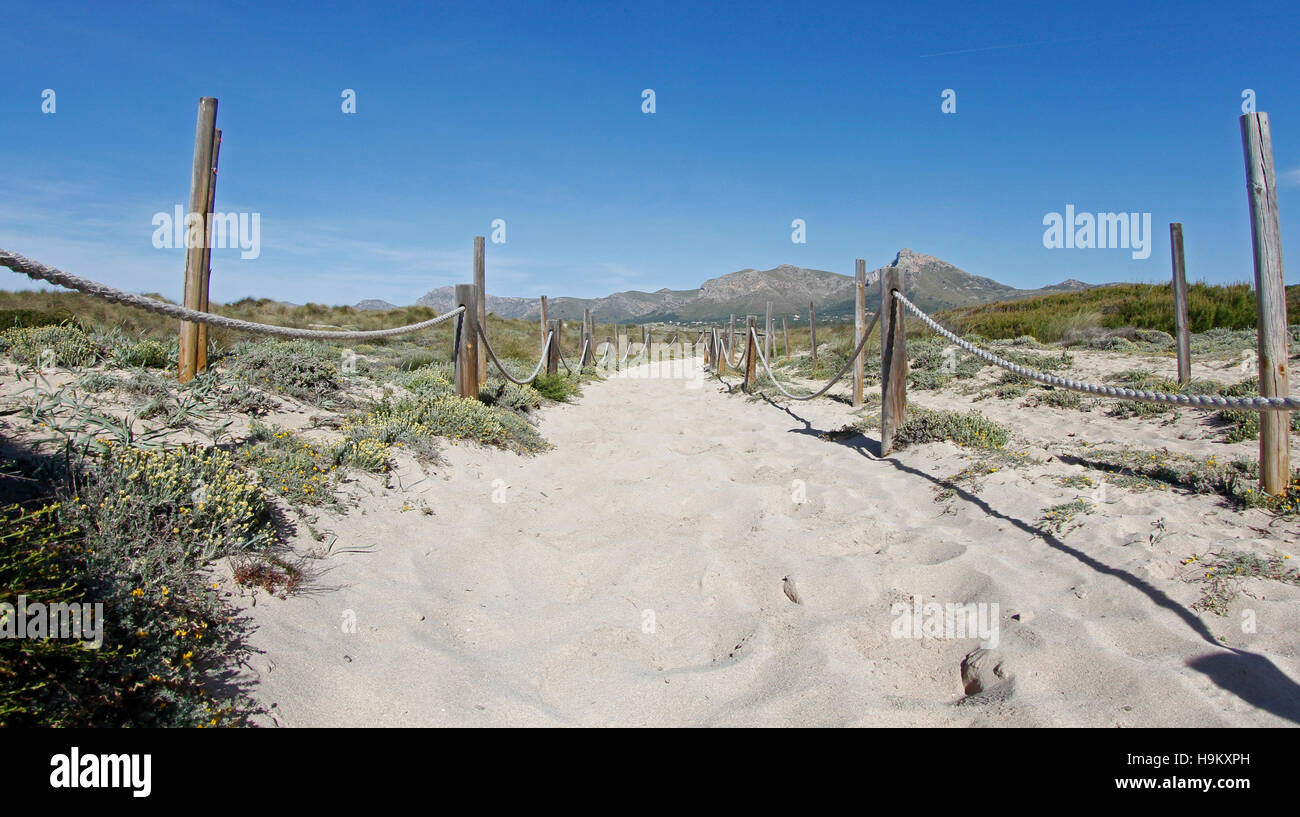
[479, 327, 552, 385]
[748, 312, 879, 401]
[893, 291, 1300, 411]
[1, 248, 464, 340]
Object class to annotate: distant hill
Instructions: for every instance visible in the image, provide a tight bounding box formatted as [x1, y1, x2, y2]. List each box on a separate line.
[411, 249, 1100, 324]
[354, 299, 398, 311]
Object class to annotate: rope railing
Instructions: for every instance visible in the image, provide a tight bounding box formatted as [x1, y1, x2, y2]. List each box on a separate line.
[893, 291, 1300, 412]
[747, 312, 879, 401]
[0, 248, 465, 341]
[478, 327, 552, 385]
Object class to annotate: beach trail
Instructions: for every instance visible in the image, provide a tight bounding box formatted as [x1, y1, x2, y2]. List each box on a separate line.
[239, 356, 1300, 727]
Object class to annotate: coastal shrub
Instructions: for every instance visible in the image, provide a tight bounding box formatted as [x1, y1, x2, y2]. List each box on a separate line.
[345, 394, 548, 455]
[531, 372, 580, 402]
[1182, 550, 1300, 616]
[227, 339, 342, 403]
[240, 422, 347, 505]
[0, 439, 277, 726]
[2, 325, 100, 368]
[480, 381, 543, 413]
[893, 408, 1011, 450]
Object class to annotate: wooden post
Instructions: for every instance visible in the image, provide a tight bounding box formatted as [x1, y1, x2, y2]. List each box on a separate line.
[539, 295, 549, 346]
[474, 236, 486, 386]
[782, 315, 789, 358]
[809, 301, 818, 371]
[454, 284, 479, 399]
[1169, 224, 1192, 385]
[645, 325, 652, 360]
[581, 308, 594, 366]
[604, 335, 613, 365]
[729, 315, 736, 364]
[704, 328, 714, 366]
[195, 127, 221, 372]
[546, 319, 561, 375]
[853, 259, 866, 407]
[742, 316, 758, 392]
[178, 97, 218, 383]
[716, 328, 727, 374]
[880, 268, 907, 454]
[1241, 112, 1291, 495]
[765, 302, 773, 363]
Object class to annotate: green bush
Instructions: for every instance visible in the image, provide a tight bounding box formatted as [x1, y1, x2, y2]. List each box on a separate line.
[531, 372, 580, 402]
[0, 442, 279, 726]
[480, 381, 543, 413]
[894, 408, 1011, 449]
[2, 325, 100, 368]
[240, 423, 346, 505]
[227, 339, 342, 403]
[118, 337, 171, 369]
[344, 394, 548, 455]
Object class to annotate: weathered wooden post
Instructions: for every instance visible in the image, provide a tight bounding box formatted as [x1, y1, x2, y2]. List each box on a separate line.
[880, 268, 907, 454]
[729, 315, 736, 364]
[454, 284, 479, 399]
[645, 325, 652, 360]
[178, 97, 218, 383]
[1241, 112, 1291, 495]
[581, 308, 594, 366]
[782, 315, 790, 358]
[854, 259, 866, 407]
[539, 295, 549, 346]
[809, 301, 818, 370]
[195, 127, 221, 373]
[742, 316, 758, 392]
[765, 302, 773, 362]
[1169, 224, 1192, 385]
[474, 236, 486, 386]
[704, 328, 714, 366]
[546, 319, 561, 376]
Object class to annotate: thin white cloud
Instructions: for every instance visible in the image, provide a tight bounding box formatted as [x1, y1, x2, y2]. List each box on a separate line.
[1280, 168, 1300, 187]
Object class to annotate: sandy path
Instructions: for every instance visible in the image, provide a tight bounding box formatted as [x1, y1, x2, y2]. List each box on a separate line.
[239, 356, 1300, 727]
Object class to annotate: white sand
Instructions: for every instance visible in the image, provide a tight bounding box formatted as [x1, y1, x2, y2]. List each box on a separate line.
[236, 353, 1300, 727]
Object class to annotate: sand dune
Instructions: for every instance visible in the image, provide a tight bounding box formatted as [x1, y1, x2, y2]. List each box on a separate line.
[237, 355, 1300, 727]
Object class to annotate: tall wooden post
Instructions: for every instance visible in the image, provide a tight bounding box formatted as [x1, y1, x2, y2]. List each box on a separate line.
[729, 315, 736, 364]
[704, 328, 714, 366]
[454, 284, 479, 399]
[178, 97, 218, 383]
[1241, 112, 1291, 495]
[854, 259, 866, 407]
[809, 301, 818, 370]
[473, 236, 486, 386]
[764, 302, 773, 362]
[546, 319, 561, 375]
[880, 268, 907, 454]
[1169, 224, 1192, 384]
[195, 128, 221, 372]
[645, 325, 652, 359]
[742, 316, 758, 393]
[581, 308, 594, 366]
[539, 295, 549, 346]
[782, 315, 789, 358]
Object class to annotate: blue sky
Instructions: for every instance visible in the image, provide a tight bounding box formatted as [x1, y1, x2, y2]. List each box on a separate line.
[2, 0, 1298, 306]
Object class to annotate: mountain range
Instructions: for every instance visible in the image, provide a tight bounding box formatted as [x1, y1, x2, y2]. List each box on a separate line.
[358, 249, 1095, 324]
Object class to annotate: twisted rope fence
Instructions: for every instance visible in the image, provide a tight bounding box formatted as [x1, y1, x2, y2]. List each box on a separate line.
[0, 248, 465, 341]
[479, 328, 553, 385]
[893, 292, 1300, 411]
